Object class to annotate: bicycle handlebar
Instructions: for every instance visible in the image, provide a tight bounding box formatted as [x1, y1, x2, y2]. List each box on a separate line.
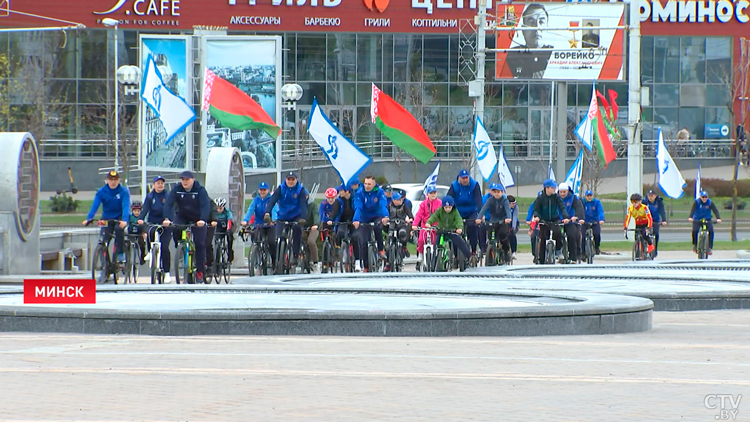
[85, 219, 123, 226]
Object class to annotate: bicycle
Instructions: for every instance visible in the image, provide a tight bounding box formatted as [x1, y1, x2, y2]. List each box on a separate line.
[385, 218, 407, 272]
[210, 229, 232, 284]
[433, 228, 466, 272]
[414, 227, 436, 272]
[333, 223, 356, 273]
[625, 227, 653, 261]
[536, 221, 564, 265]
[274, 220, 302, 275]
[146, 224, 166, 284]
[582, 222, 597, 265]
[695, 219, 717, 260]
[319, 224, 339, 273]
[359, 221, 383, 273]
[483, 222, 511, 266]
[172, 223, 200, 284]
[463, 218, 482, 268]
[87, 219, 124, 284]
[297, 227, 313, 274]
[122, 231, 143, 284]
[241, 224, 274, 277]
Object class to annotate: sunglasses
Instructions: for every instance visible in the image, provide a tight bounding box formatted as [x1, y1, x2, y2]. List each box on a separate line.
[701, 196, 708, 198]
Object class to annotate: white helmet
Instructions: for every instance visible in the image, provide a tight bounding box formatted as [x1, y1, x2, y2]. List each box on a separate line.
[557, 182, 570, 192]
[214, 197, 227, 208]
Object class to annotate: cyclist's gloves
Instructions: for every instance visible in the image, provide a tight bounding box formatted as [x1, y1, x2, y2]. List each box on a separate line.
[298, 219, 307, 226]
[263, 214, 272, 223]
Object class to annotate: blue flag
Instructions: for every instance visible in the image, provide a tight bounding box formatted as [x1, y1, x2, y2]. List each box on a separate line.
[656, 129, 686, 199]
[307, 98, 372, 184]
[423, 160, 440, 196]
[565, 149, 584, 197]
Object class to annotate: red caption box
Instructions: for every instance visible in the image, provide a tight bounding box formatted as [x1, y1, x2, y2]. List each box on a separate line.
[23, 279, 97, 304]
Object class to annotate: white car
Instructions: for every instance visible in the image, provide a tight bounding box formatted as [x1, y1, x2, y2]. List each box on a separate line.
[390, 183, 450, 216]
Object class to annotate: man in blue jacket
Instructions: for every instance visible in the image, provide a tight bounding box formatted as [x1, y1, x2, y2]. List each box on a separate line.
[241, 182, 277, 263]
[689, 190, 722, 254]
[83, 170, 131, 262]
[582, 190, 605, 255]
[264, 172, 308, 260]
[352, 175, 389, 272]
[138, 175, 173, 282]
[643, 189, 667, 256]
[163, 170, 211, 284]
[446, 169, 483, 255]
[557, 182, 584, 262]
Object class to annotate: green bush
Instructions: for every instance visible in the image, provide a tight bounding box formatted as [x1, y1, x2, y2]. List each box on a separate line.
[48, 193, 80, 213]
[375, 176, 389, 187]
[643, 178, 750, 198]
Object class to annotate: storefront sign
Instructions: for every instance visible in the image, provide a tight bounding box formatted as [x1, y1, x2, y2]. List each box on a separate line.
[640, 0, 750, 23]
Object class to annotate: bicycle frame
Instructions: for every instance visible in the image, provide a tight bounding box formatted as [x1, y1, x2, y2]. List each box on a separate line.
[536, 221, 564, 265]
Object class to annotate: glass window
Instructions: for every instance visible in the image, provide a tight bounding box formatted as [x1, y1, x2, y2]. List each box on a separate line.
[706, 37, 732, 83]
[49, 80, 77, 103]
[283, 33, 296, 80]
[529, 83, 552, 106]
[653, 36, 679, 83]
[706, 84, 730, 106]
[326, 82, 355, 106]
[296, 34, 326, 81]
[78, 80, 107, 104]
[653, 107, 678, 133]
[297, 82, 325, 106]
[79, 105, 108, 137]
[357, 34, 381, 81]
[504, 83, 528, 106]
[486, 83, 503, 106]
[393, 34, 422, 83]
[327, 34, 356, 82]
[382, 34, 394, 82]
[641, 36, 654, 84]
[424, 83, 448, 106]
[654, 84, 679, 107]
[448, 84, 472, 106]
[423, 107, 449, 139]
[44, 32, 76, 79]
[680, 85, 706, 107]
[567, 83, 577, 107]
[680, 37, 705, 83]
[80, 31, 107, 79]
[449, 106, 473, 136]
[484, 107, 502, 140]
[355, 106, 376, 143]
[423, 35, 449, 83]
[679, 107, 704, 139]
[356, 83, 372, 107]
[705, 107, 730, 125]
[501, 107, 528, 142]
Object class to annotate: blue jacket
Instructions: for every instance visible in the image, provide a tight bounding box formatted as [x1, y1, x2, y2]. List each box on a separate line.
[691, 198, 721, 221]
[87, 184, 131, 222]
[244, 195, 272, 226]
[141, 189, 169, 224]
[510, 204, 519, 232]
[482, 193, 492, 220]
[643, 196, 667, 223]
[583, 198, 605, 223]
[266, 182, 308, 222]
[448, 178, 483, 219]
[353, 185, 388, 222]
[526, 205, 535, 223]
[561, 194, 585, 220]
[387, 196, 413, 211]
[319, 200, 339, 224]
[164, 180, 211, 223]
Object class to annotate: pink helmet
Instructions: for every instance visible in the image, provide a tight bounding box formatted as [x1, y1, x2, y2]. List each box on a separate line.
[325, 188, 338, 198]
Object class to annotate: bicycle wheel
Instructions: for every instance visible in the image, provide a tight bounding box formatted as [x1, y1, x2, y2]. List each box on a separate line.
[130, 242, 140, 283]
[367, 244, 379, 273]
[387, 241, 399, 272]
[220, 244, 231, 284]
[544, 241, 555, 265]
[173, 244, 188, 284]
[485, 243, 496, 267]
[698, 231, 709, 260]
[585, 236, 594, 264]
[275, 239, 287, 275]
[91, 244, 111, 284]
[339, 240, 351, 273]
[321, 242, 332, 274]
[248, 244, 258, 277]
[150, 243, 162, 284]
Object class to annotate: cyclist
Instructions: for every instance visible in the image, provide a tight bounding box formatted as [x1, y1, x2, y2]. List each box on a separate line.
[526, 191, 542, 262]
[348, 177, 361, 194]
[412, 185, 442, 270]
[127, 201, 147, 265]
[643, 189, 667, 257]
[425, 196, 471, 271]
[241, 182, 277, 265]
[557, 182, 584, 262]
[689, 191, 722, 255]
[163, 170, 211, 284]
[265, 172, 308, 264]
[139, 175, 172, 283]
[320, 188, 340, 227]
[582, 190, 605, 255]
[507, 195, 519, 259]
[531, 179, 569, 264]
[209, 197, 235, 263]
[477, 183, 512, 258]
[304, 192, 320, 272]
[330, 182, 360, 269]
[446, 169, 484, 257]
[385, 191, 414, 270]
[353, 175, 389, 272]
[83, 170, 131, 263]
[384, 184, 413, 210]
[623, 193, 655, 255]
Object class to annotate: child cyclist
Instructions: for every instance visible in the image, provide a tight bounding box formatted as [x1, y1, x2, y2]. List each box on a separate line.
[385, 191, 414, 271]
[127, 201, 147, 265]
[425, 196, 471, 271]
[412, 185, 442, 270]
[210, 197, 235, 262]
[623, 193, 655, 254]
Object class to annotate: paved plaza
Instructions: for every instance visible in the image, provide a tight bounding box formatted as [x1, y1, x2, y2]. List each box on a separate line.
[0, 310, 747, 421]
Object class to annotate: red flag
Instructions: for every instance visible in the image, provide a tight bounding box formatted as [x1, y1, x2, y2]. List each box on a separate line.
[608, 89, 619, 121]
[596, 90, 612, 121]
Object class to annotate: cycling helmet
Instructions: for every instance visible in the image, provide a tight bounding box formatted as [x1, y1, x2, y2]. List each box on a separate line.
[214, 197, 228, 208]
[442, 195, 455, 207]
[325, 187, 337, 198]
[131, 200, 142, 209]
[630, 193, 642, 202]
[543, 179, 556, 188]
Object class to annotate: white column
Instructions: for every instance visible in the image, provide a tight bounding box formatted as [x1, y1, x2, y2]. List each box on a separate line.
[471, 0, 487, 183]
[626, 0, 643, 198]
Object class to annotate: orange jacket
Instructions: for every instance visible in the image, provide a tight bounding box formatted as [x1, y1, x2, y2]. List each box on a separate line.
[624, 203, 653, 228]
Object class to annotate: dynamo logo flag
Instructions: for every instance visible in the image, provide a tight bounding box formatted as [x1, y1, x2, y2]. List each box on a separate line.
[308, 99, 372, 184]
[472, 116, 498, 181]
[497, 145, 515, 188]
[548, 163, 556, 182]
[656, 129, 686, 199]
[423, 160, 440, 196]
[140, 55, 196, 145]
[695, 163, 702, 200]
[574, 83, 596, 151]
[565, 149, 584, 197]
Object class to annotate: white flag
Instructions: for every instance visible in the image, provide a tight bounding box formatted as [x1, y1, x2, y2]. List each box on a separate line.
[574, 83, 596, 151]
[308, 99, 372, 184]
[548, 164, 556, 182]
[497, 146, 515, 188]
[140, 55, 196, 145]
[565, 149, 584, 197]
[423, 160, 440, 196]
[472, 117, 498, 181]
[656, 129, 686, 199]
[695, 163, 702, 200]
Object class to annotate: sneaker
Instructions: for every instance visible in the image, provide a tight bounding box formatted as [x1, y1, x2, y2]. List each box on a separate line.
[313, 262, 321, 272]
[511, 252, 517, 260]
[378, 250, 386, 259]
[354, 260, 362, 271]
[163, 272, 171, 284]
[692, 247, 697, 254]
[117, 253, 126, 263]
[647, 244, 655, 254]
[196, 272, 205, 284]
[595, 248, 601, 255]
[228, 251, 235, 262]
[144, 251, 152, 263]
[403, 246, 410, 258]
[708, 249, 713, 255]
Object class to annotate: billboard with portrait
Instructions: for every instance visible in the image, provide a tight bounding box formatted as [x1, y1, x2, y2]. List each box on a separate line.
[495, 3, 625, 81]
[139, 35, 192, 171]
[201, 37, 282, 174]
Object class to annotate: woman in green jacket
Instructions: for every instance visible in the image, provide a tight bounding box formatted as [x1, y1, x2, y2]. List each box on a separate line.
[425, 196, 471, 267]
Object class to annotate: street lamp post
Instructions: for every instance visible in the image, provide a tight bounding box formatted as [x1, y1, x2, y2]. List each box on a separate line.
[280, 83, 303, 187]
[102, 18, 120, 171]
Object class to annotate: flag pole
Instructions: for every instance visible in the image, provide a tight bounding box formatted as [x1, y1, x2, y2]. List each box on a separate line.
[626, 0, 643, 199]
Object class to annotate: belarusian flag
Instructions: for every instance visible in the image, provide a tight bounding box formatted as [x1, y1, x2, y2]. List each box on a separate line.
[202, 68, 280, 139]
[593, 89, 617, 168]
[371, 83, 435, 163]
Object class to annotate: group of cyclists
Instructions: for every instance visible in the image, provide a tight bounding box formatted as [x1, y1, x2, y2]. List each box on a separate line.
[83, 167, 726, 281]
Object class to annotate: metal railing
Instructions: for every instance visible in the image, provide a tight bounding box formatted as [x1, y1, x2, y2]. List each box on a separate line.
[39, 139, 138, 160]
